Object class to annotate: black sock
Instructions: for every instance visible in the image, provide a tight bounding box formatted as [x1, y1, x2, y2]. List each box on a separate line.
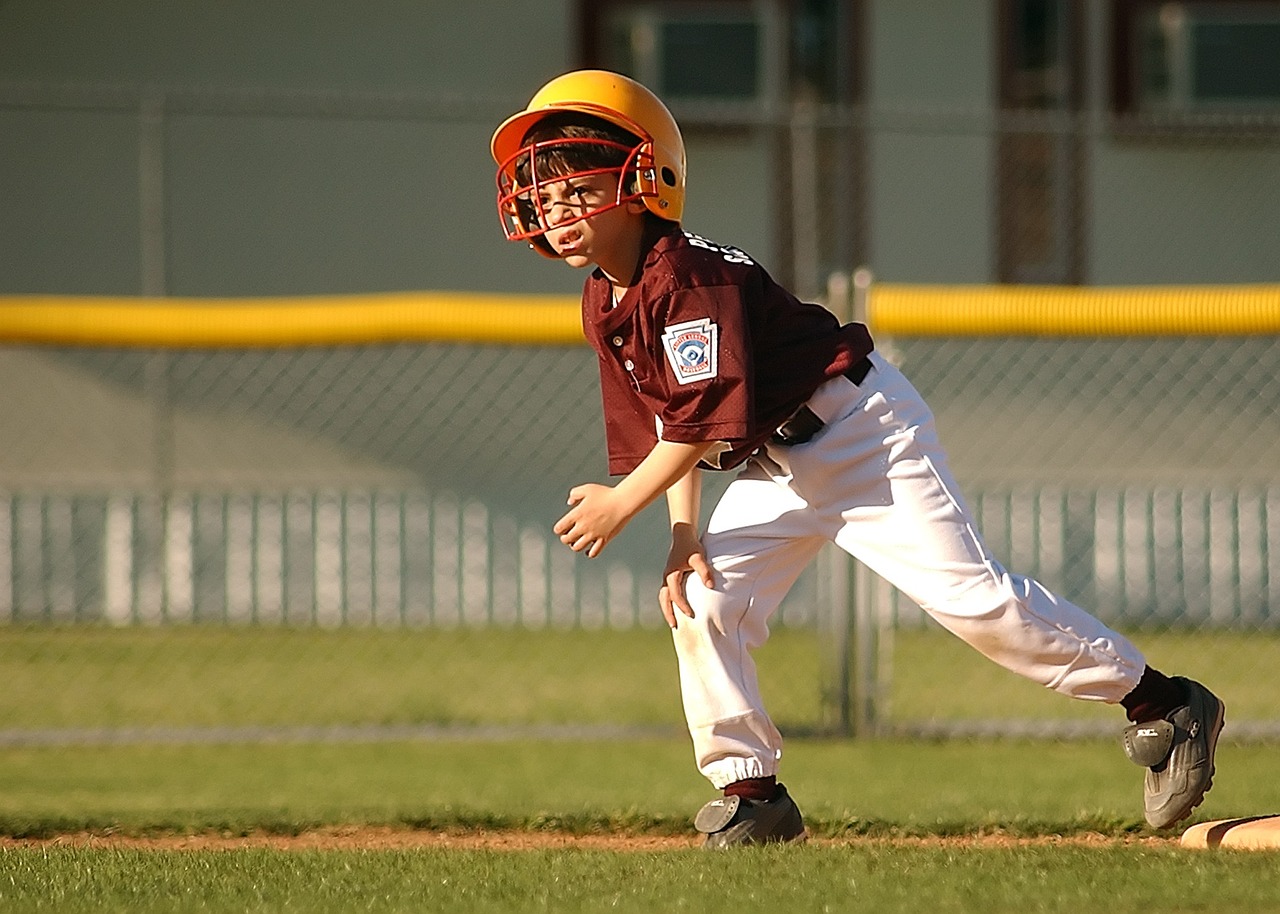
[1120, 666, 1187, 723]
[723, 776, 778, 802]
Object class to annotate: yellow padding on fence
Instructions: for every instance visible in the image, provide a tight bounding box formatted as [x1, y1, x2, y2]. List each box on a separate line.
[0, 292, 585, 347]
[870, 284, 1280, 336]
[2, 284, 1279, 346]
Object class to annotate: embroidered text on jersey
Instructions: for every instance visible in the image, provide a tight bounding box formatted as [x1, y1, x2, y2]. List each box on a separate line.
[661, 318, 719, 385]
[683, 232, 755, 265]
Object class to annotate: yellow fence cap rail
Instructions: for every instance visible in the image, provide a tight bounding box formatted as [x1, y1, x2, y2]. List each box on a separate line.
[0, 292, 585, 347]
[4, 284, 1279, 347]
[870, 284, 1280, 337]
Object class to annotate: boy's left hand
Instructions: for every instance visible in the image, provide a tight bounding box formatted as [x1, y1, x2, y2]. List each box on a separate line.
[554, 484, 631, 558]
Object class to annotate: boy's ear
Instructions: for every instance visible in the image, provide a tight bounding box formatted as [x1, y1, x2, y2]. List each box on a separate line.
[625, 199, 648, 215]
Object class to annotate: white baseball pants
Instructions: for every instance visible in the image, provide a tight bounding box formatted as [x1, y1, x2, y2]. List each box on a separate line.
[672, 352, 1147, 788]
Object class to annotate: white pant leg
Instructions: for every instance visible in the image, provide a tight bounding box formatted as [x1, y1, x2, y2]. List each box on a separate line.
[787, 354, 1147, 699]
[673, 352, 1147, 788]
[672, 465, 828, 788]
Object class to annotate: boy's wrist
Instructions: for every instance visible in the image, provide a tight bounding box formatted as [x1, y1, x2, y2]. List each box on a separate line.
[610, 477, 649, 522]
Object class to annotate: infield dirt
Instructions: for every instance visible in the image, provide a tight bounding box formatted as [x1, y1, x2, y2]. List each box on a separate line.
[0, 826, 1182, 853]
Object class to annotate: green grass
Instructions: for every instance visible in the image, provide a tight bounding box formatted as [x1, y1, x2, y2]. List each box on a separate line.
[0, 626, 691, 730]
[1, 738, 1276, 838]
[2, 625, 1276, 732]
[2, 740, 1278, 913]
[3, 843, 1280, 914]
[3, 626, 1277, 913]
[886, 626, 1280, 722]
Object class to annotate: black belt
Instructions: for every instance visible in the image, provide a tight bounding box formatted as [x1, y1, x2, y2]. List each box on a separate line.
[771, 356, 873, 447]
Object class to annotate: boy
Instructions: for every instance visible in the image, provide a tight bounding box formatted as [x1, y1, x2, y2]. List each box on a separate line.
[490, 70, 1224, 848]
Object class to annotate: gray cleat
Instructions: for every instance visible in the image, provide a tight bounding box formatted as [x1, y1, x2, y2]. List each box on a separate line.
[694, 783, 806, 849]
[1122, 676, 1225, 829]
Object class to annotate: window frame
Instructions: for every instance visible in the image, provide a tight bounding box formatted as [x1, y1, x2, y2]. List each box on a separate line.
[579, 0, 864, 110]
[580, 0, 779, 115]
[577, 0, 868, 293]
[995, 0, 1087, 285]
[1111, 0, 1280, 128]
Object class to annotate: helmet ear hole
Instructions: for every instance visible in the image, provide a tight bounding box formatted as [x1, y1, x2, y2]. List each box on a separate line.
[661, 167, 678, 187]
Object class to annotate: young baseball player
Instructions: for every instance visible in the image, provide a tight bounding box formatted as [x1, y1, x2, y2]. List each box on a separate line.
[490, 70, 1225, 848]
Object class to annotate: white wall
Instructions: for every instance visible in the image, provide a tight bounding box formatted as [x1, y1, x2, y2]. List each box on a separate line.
[865, 0, 995, 282]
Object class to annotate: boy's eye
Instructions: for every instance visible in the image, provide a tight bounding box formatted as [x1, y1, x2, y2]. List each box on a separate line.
[536, 185, 595, 209]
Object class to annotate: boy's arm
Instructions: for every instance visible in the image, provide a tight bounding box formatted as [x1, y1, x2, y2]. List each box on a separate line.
[660, 466, 714, 628]
[664, 459, 701, 528]
[554, 439, 713, 559]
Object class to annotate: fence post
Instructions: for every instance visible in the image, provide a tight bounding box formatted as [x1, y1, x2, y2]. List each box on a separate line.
[818, 269, 888, 738]
[850, 560, 880, 737]
[817, 272, 854, 734]
[849, 267, 882, 737]
[818, 544, 852, 735]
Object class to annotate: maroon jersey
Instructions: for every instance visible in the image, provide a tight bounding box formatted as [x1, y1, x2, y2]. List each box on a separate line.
[582, 223, 875, 474]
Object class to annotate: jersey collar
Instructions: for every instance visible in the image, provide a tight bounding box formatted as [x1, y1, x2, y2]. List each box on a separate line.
[590, 220, 682, 333]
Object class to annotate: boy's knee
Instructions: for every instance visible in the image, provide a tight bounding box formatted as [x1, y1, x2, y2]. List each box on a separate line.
[671, 578, 764, 654]
[671, 593, 724, 646]
[680, 575, 739, 631]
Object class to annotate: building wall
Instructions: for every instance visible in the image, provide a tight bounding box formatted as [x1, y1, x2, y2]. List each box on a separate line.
[0, 0, 583, 297]
[865, 0, 996, 283]
[1, 0, 1276, 296]
[1080, 0, 1280, 284]
[1088, 142, 1280, 284]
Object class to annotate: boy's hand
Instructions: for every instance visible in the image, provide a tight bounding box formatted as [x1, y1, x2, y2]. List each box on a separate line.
[554, 483, 632, 558]
[659, 522, 714, 629]
[556, 441, 711, 561]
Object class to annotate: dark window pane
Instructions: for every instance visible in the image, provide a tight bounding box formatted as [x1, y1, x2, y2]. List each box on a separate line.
[1193, 21, 1280, 100]
[660, 21, 759, 99]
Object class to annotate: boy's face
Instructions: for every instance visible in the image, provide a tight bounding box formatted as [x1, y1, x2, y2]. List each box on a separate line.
[531, 172, 647, 273]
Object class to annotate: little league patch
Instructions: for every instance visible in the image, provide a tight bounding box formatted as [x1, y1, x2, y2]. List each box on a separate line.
[662, 318, 719, 385]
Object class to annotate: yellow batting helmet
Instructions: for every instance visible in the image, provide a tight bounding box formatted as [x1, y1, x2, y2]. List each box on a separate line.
[491, 70, 686, 250]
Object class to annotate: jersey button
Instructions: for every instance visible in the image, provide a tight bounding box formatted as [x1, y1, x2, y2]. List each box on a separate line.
[624, 359, 635, 370]
[612, 336, 624, 346]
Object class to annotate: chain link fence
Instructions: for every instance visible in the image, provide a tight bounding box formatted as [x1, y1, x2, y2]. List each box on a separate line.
[2, 343, 644, 627]
[2, 323, 1277, 742]
[840, 329, 1280, 740]
[2, 81, 1278, 744]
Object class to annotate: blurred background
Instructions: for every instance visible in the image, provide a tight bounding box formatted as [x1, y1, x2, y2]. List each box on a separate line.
[0, 0, 1277, 744]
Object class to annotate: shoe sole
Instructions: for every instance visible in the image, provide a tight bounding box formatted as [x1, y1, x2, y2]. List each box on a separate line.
[702, 827, 807, 849]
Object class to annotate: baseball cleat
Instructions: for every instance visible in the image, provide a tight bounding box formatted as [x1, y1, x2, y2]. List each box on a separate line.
[1122, 676, 1225, 829]
[694, 783, 806, 849]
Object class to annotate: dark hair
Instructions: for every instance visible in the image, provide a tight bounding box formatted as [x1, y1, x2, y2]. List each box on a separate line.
[515, 112, 643, 187]
[509, 112, 667, 241]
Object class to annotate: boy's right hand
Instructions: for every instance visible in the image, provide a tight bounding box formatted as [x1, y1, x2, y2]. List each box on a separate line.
[659, 522, 714, 629]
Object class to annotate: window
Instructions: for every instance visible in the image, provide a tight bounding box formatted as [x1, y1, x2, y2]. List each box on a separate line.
[585, 1, 777, 110]
[600, 5, 764, 102]
[997, 0, 1085, 284]
[580, 1, 865, 293]
[582, 1, 856, 108]
[1114, 0, 1280, 115]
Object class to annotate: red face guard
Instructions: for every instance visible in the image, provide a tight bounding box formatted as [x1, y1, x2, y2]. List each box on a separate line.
[495, 137, 655, 246]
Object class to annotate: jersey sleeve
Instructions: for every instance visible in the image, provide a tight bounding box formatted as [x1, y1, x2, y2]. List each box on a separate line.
[653, 284, 754, 444]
